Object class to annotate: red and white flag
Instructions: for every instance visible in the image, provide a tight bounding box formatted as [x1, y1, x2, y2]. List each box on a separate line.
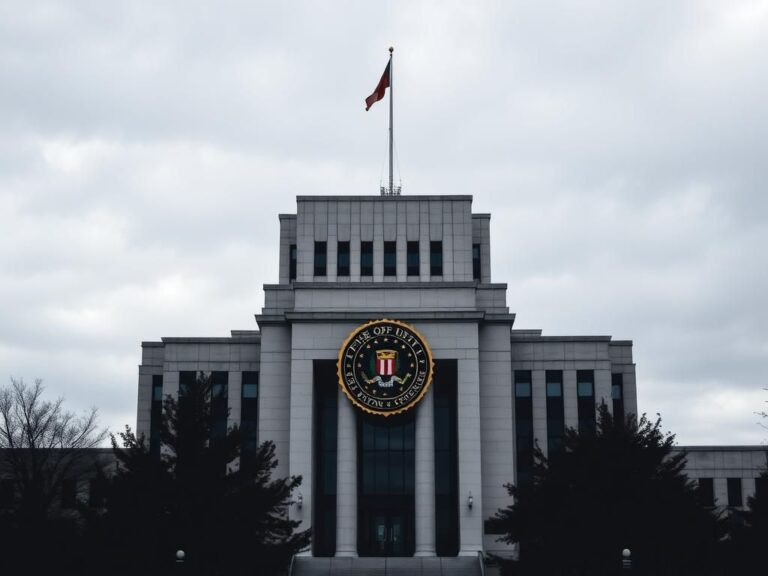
[365, 62, 391, 111]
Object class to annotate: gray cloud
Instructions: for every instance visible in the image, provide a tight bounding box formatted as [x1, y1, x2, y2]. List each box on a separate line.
[1, 0, 766, 445]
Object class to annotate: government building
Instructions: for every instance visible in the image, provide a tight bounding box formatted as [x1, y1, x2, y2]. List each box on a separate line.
[135, 194, 766, 575]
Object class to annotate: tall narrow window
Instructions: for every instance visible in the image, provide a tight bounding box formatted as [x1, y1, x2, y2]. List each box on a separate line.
[430, 241, 443, 276]
[361, 241, 373, 276]
[211, 371, 228, 441]
[313, 361, 338, 556]
[0, 479, 14, 509]
[612, 373, 625, 425]
[289, 244, 297, 281]
[383, 241, 397, 276]
[241, 372, 259, 464]
[314, 241, 327, 276]
[514, 370, 534, 487]
[756, 476, 768, 501]
[546, 370, 565, 455]
[337, 241, 350, 277]
[728, 478, 743, 507]
[577, 370, 596, 435]
[472, 243, 481, 280]
[179, 370, 196, 398]
[698, 478, 715, 507]
[434, 360, 459, 556]
[150, 374, 163, 456]
[407, 241, 420, 276]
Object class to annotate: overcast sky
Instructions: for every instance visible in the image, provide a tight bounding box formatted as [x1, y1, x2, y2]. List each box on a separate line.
[1, 1, 767, 446]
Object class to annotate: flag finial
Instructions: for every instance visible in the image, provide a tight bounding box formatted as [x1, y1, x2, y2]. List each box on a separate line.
[389, 46, 394, 53]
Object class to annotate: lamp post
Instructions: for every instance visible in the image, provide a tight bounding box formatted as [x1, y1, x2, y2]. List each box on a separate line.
[622, 548, 632, 572]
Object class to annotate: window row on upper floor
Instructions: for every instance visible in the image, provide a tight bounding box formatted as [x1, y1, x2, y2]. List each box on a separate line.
[288, 240, 483, 281]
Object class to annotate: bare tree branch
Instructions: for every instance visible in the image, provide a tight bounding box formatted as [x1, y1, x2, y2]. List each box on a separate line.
[0, 377, 108, 521]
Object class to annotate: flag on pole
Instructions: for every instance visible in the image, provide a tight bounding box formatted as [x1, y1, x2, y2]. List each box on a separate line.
[365, 61, 391, 111]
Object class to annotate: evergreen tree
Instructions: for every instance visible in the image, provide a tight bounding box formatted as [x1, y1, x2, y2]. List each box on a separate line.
[489, 405, 724, 576]
[92, 372, 309, 576]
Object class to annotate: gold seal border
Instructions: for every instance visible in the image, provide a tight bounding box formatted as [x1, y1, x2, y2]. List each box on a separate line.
[336, 318, 435, 417]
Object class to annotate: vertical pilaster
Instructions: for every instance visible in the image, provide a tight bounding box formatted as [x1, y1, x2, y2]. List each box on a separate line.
[458, 355, 483, 555]
[336, 392, 358, 556]
[414, 388, 436, 556]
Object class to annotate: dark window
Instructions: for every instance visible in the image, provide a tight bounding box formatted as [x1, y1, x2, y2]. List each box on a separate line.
[472, 243, 481, 280]
[314, 241, 327, 276]
[698, 478, 715, 507]
[430, 241, 443, 276]
[337, 241, 350, 276]
[756, 476, 768, 500]
[241, 372, 259, 460]
[150, 374, 163, 456]
[0, 479, 14, 509]
[612, 373, 625, 425]
[61, 478, 78, 509]
[313, 361, 338, 556]
[361, 241, 373, 276]
[210, 371, 228, 441]
[434, 360, 459, 556]
[577, 370, 596, 435]
[728, 478, 743, 507]
[358, 407, 418, 556]
[515, 370, 534, 487]
[407, 241, 420, 276]
[289, 244, 297, 281]
[179, 370, 196, 398]
[383, 241, 397, 276]
[546, 371, 565, 455]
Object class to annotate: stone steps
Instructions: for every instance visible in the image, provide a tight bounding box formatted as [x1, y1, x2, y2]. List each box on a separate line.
[291, 556, 483, 576]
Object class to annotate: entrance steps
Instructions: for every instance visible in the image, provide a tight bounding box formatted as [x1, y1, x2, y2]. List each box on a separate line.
[290, 555, 483, 576]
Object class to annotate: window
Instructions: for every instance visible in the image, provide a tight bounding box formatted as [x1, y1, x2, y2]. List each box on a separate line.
[150, 374, 163, 456]
[430, 241, 443, 276]
[179, 371, 196, 398]
[61, 478, 78, 509]
[514, 371, 534, 487]
[289, 244, 297, 281]
[727, 478, 743, 507]
[0, 479, 14, 509]
[698, 478, 715, 507]
[211, 372, 228, 441]
[612, 373, 624, 425]
[337, 241, 350, 277]
[546, 371, 565, 455]
[383, 241, 396, 276]
[241, 372, 259, 460]
[407, 241, 420, 276]
[360, 241, 373, 276]
[312, 362, 338, 556]
[472, 243, 481, 280]
[314, 241, 327, 276]
[577, 370, 596, 435]
[756, 476, 768, 501]
[433, 360, 459, 556]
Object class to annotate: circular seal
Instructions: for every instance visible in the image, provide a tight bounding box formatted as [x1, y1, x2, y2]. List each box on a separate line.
[337, 319, 434, 416]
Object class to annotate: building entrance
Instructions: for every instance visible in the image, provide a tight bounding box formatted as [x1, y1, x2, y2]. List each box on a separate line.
[357, 413, 415, 556]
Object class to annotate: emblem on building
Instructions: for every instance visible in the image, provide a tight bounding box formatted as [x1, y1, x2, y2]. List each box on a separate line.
[337, 319, 434, 416]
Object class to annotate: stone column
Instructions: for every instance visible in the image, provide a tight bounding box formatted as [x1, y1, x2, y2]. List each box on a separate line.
[414, 388, 436, 556]
[335, 391, 358, 556]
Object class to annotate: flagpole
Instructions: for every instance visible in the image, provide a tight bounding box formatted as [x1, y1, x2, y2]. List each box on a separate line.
[388, 46, 394, 195]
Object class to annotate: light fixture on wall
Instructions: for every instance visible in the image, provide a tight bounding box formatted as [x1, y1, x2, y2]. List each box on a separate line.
[297, 492, 303, 509]
[467, 491, 473, 510]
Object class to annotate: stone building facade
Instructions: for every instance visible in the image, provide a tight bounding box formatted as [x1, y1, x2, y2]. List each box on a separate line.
[135, 194, 765, 573]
